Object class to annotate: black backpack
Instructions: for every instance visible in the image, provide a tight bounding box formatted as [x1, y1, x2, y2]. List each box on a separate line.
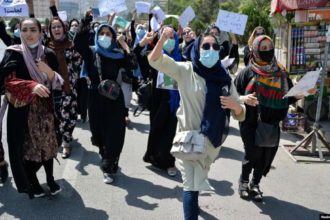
[133, 80, 152, 117]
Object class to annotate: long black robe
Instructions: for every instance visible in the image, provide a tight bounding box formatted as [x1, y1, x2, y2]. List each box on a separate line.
[0, 48, 59, 194]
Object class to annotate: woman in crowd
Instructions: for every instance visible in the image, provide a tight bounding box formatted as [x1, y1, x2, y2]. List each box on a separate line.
[208, 25, 239, 72]
[47, 16, 82, 159]
[148, 27, 245, 220]
[235, 35, 315, 202]
[179, 26, 196, 60]
[74, 11, 135, 184]
[68, 18, 79, 41]
[243, 26, 266, 66]
[142, 27, 180, 177]
[0, 18, 63, 198]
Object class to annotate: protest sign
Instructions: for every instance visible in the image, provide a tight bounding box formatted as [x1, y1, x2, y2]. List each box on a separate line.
[151, 6, 166, 23]
[150, 16, 160, 31]
[114, 16, 130, 29]
[215, 10, 248, 35]
[92, 8, 100, 19]
[179, 6, 195, 28]
[284, 69, 321, 98]
[0, 0, 28, 17]
[99, 0, 127, 16]
[156, 72, 178, 90]
[58, 11, 68, 22]
[135, 1, 151, 14]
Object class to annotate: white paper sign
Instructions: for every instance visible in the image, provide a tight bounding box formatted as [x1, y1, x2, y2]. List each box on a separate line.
[109, 0, 127, 13]
[58, 11, 68, 22]
[99, 0, 128, 16]
[135, 1, 151, 14]
[150, 16, 160, 31]
[215, 10, 248, 35]
[179, 6, 195, 28]
[156, 72, 178, 90]
[151, 6, 166, 23]
[284, 70, 321, 98]
[221, 56, 235, 68]
[0, 0, 28, 17]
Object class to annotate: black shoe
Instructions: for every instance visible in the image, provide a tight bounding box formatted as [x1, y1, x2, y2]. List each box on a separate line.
[48, 180, 61, 196]
[32, 184, 46, 198]
[0, 162, 8, 184]
[239, 179, 250, 200]
[249, 182, 263, 202]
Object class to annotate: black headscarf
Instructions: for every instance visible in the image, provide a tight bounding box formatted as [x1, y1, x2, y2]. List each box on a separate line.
[190, 36, 232, 148]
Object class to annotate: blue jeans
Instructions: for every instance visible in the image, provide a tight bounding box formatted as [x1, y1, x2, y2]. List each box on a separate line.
[183, 191, 199, 220]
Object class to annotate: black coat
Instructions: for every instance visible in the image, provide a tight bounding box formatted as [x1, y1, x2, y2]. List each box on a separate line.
[0, 48, 59, 194]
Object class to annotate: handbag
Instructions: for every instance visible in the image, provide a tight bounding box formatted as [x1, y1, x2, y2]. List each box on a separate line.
[170, 130, 207, 161]
[95, 53, 121, 100]
[133, 80, 152, 117]
[254, 77, 280, 147]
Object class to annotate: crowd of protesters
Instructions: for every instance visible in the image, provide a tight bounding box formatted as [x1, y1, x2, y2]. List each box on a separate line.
[0, 2, 316, 220]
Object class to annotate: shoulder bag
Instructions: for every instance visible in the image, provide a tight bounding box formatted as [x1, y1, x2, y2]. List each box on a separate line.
[170, 130, 207, 161]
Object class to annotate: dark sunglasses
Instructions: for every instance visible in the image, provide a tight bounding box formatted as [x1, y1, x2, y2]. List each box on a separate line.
[182, 31, 191, 36]
[201, 43, 220, 51]
[256, 32, 265, 36]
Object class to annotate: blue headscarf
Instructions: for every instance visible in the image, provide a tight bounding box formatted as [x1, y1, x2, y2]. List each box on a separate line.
[94, 24, 125, 60]
[162, 30, 182, 114]
[191, 35, 232, 148]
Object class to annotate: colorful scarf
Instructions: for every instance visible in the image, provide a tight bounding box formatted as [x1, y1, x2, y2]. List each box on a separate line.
[246, 35, 289, 109]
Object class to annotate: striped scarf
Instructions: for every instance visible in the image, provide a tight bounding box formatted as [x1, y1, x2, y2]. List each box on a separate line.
[245, 35, 289, 109]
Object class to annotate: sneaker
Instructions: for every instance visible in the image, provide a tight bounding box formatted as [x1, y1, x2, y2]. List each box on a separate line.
[61, 142, 71, 159]
[167, 167, 178, 177]
[0, 162, 8, 184]
[249, 182, 263, 202]
[103, 173, 114, 184]
[32, 184, 46, 198]
[239, 180, 250, 200]
[48, 180, 62, 196]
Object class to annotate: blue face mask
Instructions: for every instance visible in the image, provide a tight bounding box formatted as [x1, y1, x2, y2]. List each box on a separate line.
[137, 29, 146, 39]
[163, 39, 175, 53]
[199, 49, 219, 68]
[98, 35, 112, 49]
[28, 42, 39, 49]
[14, 29, 20, 38]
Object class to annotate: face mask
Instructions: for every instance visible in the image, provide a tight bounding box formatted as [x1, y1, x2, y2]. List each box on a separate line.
[14, 29, 20, 38]
[199, 50, 219, 68]
[259, 49, 274, 63]
[94, 27, 98, 32]
[163, 39, 175, 53]
[98, 35, 112, 49]
[28, 42, 39, 49]
[70, 26, 78, 33]
[137, 29, 146, 38]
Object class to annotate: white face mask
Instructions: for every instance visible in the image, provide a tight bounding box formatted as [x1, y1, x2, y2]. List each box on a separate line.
[28, 42, 39, 49]
[70, 26, 78, 33]
[98, 35, 112, 49]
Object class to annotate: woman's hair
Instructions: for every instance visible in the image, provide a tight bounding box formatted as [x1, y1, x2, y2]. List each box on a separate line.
[209, 25, 220, 35]
[199, 33, 219, 49]
[248, 26, 266, 47]
[19, 18, 42, 32]
[49, 17, 67, 39]
[69, 18, 79, 28]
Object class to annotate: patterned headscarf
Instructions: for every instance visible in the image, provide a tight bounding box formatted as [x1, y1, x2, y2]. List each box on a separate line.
[246, 35, 289, 109]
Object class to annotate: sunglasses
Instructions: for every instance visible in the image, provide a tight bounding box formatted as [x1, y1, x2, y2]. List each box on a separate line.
[256, 32, 265, 36]
[182, 31, 191, 36]
[201, 43, 220, 51]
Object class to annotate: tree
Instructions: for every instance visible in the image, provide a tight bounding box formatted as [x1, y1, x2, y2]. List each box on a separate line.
[239, 0, 273, 44]
[193, 0, 219, 24]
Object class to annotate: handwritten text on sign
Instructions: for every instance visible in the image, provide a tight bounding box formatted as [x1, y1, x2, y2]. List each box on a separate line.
[0, 0, 28, 17]
[216, 10, 248, 35]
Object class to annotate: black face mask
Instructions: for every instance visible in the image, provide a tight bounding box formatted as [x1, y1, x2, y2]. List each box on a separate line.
[259, 49, 274, 63]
